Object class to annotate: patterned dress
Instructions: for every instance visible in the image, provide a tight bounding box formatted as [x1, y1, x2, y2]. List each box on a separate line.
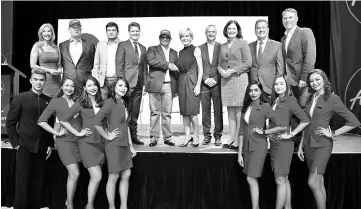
[218, 38, 252, 106]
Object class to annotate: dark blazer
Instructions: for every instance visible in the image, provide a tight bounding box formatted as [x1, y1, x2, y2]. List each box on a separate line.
[38, 97, 82, 142]
[199, 42, 221, 91]
[249, 39, 284, 94]
[6, 90, 54, 153]
[60, 101, 105, 144]
[115, 39, 148, 89]
[270, 95, 309, 129]
[59, 38, 96, 88]
[145, 45, 179, 97]
[281, 27, 316, 86]
[242, 101, 282, 152]
[304, 94, 360, 147]
[93, 99, 129, 146]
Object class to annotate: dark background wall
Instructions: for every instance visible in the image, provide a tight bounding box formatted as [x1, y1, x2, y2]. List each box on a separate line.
[1, 1, 330, 92]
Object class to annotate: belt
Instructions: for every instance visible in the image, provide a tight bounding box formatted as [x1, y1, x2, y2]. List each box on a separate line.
[163, 81, 171, 84]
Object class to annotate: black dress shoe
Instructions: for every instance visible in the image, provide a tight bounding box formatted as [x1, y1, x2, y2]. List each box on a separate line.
[214, 138, 222, 146]
[132, 138, 144, 145]
[149, 141, 157, 147]
[164, 140, 175, 146]
[202, 138, 211, 145]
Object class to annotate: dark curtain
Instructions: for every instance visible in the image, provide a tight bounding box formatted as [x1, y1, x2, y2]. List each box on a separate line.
[2, 149, 361, 209]
[10, 1, 330, 93]
[330, 1, 361, 134]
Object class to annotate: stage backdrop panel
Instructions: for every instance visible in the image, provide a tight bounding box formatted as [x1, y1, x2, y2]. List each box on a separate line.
[330, 1, 361, 134]
[57, 16, 267, 125]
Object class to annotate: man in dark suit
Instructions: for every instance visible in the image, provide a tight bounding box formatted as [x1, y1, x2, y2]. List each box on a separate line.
[199, 25, 223, 146]
[281, 8, 316, 107]
[249, 19, 284, 96]
[59, 19, 96, 94]
[116, 22, 148, 145]
[6, 69, 54, 209]
[145, 29, 179, 147]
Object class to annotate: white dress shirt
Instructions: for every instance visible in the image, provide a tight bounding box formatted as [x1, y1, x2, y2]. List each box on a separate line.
[161, 45, 171, 82]
[106, 38, 120, 77]
[69, 38, 83, 66]
[310, 92, 324, 117]
[207, 41, 215, 65]
[244, 105, 253, 124]
[284, 25, 297, 54]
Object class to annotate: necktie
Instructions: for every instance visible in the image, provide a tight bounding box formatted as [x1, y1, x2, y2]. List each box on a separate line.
[257, 41, 264, 63]
[133, 42, 139, 64]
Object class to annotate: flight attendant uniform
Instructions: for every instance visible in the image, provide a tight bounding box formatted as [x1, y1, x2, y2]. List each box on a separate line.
[93, 98, 133, 173]
[242, 101, 283, 177]
[38, 97, 82, 166]
[303, 93, 360, 174]
[269, 95, 310, 175]
[60, 101, 106, 168]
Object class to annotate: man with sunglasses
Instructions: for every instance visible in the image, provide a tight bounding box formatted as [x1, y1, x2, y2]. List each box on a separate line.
[145, 29, 179, 147]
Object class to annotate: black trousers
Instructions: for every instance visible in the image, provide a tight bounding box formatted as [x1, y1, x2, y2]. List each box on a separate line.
[200, 88, 223, 140]
[127, 80, 143, 139]
[14, 146, 46, 209]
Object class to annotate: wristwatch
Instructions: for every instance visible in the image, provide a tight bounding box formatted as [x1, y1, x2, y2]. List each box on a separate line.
[263, 130, 266, 135]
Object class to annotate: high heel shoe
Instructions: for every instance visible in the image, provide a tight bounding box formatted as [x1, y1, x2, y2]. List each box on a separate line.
[192, 142, 199, 147]
[179, 137, 193, 147]
[222, 140, 235, 148]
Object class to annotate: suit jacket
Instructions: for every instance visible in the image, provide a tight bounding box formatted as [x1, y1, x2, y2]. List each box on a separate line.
[218, 38, 252, 75]
[59, 38, 96, 88]
[249, 39, 284, 94]
[145, 45, 179, 97]
[38, 97, 82, 142]
[115, 39, 148, 89]
[199, 42, 221, 91]
[60, 101, 105, 144]
[92, 40, 120, 87]
[6, 90, 54, 153]
[303, 94, 360, 147]
[242, 101, 282, 152]
[93, 99, 129, 146]
[281, 27, 316, 86]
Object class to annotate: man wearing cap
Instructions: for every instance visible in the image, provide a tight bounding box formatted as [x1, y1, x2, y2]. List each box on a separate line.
[115, 22, 148, 145]
[198, 25, 223, 146]
[145, 29, 179, 147]
[92, 22, 121, 99]
[59, 19, 96, 93]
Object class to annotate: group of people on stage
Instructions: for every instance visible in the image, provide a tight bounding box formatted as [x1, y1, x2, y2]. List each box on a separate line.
[5, 7, 360, 209]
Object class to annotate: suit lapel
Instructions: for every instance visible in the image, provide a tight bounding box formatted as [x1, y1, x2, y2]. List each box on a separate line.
[157, 45, 166, 61]
[77, 39, 87, 66]
[65, 40, 74, 64]
[211, 42, 220, 66]
[286, 27, 299, 56]
[251, 42, 260, 66]
[203, 44, 211, 66]
[281, 36, 287, 57]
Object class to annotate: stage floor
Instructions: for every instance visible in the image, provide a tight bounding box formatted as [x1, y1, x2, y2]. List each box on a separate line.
[2, 125, 360, 154]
